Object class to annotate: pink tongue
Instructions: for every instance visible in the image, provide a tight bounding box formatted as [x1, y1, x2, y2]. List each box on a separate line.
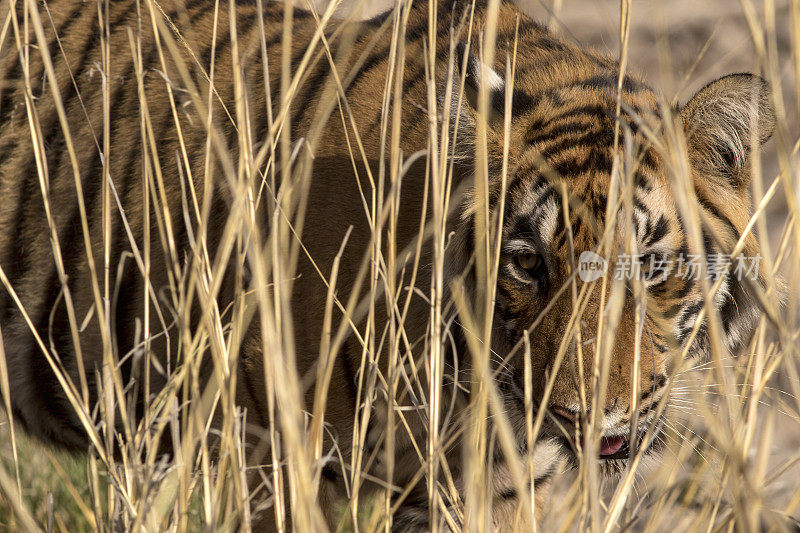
[599, 436, 626, 456]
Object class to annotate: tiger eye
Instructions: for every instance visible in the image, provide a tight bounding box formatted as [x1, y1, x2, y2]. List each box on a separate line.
[515, 252, 543, 273]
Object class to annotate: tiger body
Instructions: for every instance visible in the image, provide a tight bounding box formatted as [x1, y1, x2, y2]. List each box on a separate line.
[0, 0, 773, 530]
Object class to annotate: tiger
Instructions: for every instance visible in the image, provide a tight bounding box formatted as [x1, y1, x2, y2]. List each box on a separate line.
[0, 0, 774, 530]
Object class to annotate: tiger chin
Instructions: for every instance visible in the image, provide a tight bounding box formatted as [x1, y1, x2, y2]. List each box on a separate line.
[0, 0, 773, 530]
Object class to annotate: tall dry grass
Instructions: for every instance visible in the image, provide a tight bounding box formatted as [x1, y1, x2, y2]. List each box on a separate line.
[0, 0, 798, 531]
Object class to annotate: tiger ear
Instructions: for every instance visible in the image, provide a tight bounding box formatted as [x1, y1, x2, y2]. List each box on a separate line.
[454, 41, 507, 129]
[679, 74, 775, 189]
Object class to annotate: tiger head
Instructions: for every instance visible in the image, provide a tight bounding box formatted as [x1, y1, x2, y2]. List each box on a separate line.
[445, 10, 775, 475]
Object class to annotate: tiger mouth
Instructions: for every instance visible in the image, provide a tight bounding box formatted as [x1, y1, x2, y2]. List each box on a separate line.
[553, 434, 632, 461]
[548, 410, 643, 461]
[598, 436, 630, 459]
[506, 389, 662, 462]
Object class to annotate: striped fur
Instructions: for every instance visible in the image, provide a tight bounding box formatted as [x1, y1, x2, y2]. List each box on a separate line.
[0, 0, 773, 529]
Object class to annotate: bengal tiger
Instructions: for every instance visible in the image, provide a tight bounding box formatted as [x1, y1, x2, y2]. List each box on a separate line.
[0, 0, 774, 529]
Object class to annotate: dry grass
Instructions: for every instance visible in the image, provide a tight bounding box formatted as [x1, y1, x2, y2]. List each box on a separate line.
[0, 0, 798, 531]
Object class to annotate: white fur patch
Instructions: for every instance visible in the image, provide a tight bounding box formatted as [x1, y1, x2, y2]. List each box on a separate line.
[466, 52, 505, 93]
[530, 438, 564, 479]
[538, 199, 560, 246]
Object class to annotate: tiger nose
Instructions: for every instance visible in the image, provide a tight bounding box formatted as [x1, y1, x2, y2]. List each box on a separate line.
[550, 400, 622, 424]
